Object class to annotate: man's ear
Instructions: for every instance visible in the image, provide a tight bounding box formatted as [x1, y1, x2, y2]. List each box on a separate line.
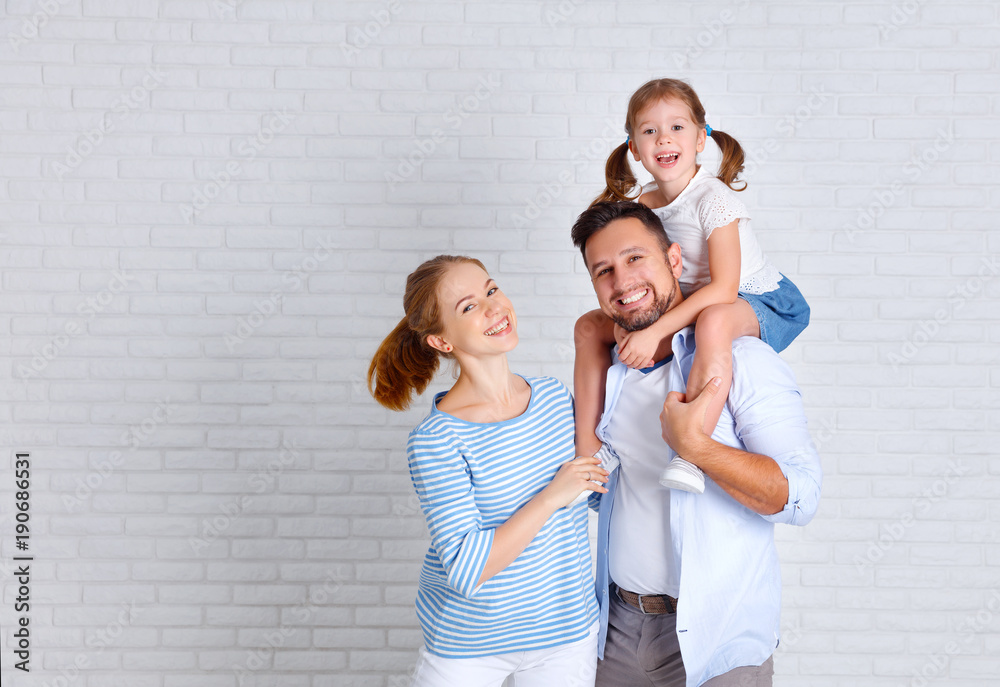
[426, 334, 451, 354]
[666, 242, 683, 279]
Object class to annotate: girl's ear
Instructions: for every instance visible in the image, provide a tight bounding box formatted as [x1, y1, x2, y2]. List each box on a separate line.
[696, 127, 706, 153]
[629, 140, 640, 161]
[426, 334, 451, 354]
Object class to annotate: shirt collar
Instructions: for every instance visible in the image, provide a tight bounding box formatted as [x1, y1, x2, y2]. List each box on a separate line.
[670, 325, 697, 362]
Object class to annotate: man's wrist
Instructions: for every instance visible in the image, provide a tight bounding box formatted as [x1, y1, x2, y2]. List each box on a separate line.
[678, 432, 715, 466]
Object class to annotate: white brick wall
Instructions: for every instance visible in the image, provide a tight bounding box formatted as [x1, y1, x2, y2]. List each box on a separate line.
[0, 1, 997, 685]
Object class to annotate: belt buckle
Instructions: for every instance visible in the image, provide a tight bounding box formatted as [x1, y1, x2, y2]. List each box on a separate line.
[637, 595, 649, 614]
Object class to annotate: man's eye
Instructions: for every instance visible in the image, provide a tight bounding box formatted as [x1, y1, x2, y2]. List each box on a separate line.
[629, 255, 641, 263]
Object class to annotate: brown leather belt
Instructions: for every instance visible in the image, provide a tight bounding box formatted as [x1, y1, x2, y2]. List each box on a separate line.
[616, 586, 678, 614]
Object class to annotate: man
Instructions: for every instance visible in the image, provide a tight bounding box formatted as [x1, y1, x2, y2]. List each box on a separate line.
[571, 201, 822, 686]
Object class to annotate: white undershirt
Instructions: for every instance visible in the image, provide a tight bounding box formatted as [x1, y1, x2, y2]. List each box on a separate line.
[605, 359, 681, 597]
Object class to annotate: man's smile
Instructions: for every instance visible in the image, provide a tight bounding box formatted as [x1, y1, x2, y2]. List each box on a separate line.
[614, 287, 652, 310]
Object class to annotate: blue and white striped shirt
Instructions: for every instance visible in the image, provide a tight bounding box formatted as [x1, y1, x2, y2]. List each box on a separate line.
[406, 375, 599, 658]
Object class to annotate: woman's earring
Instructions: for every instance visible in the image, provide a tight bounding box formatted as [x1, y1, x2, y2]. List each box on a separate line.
[444, 345, 452, 352]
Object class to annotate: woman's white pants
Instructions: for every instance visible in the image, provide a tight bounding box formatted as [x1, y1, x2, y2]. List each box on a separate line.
[410, 621, 598, 687]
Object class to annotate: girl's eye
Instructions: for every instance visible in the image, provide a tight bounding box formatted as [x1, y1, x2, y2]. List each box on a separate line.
[672, 124, 683, 131]
[643, 128, 655, 135]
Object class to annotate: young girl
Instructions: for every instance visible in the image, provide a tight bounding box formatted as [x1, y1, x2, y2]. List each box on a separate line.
[574, 78, 810, 493]
[369, 255, 606, 686]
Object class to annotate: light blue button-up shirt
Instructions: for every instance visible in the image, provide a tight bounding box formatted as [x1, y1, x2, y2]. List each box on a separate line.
[590, 326, 823, 687]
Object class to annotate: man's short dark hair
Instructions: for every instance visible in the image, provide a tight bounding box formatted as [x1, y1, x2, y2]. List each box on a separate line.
[570, 201, 673, 267]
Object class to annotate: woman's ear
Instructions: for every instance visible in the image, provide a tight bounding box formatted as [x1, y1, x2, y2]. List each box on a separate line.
[426, 334, 452, 354]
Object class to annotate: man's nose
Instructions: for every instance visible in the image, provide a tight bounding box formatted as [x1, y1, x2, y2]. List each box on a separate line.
[612, 271, 629, 294]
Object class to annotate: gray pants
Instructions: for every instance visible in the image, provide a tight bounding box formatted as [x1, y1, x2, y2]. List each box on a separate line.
[596, 587, 774, 687]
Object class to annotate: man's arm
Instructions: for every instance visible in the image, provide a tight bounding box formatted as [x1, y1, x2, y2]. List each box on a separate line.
[659, 342, 822, 524]
[660, 379, 789, 515]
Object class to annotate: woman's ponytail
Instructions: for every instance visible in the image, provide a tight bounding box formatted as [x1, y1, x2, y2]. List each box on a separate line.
[367, 255, 487, 411]
[708, 128, 747, 192]
[591, 141, 638, 206]
[367, 316, 440, 412]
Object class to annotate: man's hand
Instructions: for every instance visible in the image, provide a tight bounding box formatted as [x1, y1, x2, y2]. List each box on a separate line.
[614, 324, 657, 369]
[660, 377, 722, 460]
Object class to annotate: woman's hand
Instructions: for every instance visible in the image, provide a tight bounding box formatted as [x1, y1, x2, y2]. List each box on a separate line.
[541, 455, 609, 509]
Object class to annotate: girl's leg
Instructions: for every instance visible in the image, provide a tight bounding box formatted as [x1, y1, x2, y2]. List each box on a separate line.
[689, 300, 760, 436]
[573, 310, 617, 457]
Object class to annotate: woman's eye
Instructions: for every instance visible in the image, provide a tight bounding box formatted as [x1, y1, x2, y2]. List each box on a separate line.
[463, 304, 475, 313]
[487, 287, 497, 296]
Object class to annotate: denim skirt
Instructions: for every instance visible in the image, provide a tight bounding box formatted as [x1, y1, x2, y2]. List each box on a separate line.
[738, 274, 810, 353]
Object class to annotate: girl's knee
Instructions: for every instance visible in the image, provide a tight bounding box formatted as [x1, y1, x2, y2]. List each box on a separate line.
[695, 305, 734, 340]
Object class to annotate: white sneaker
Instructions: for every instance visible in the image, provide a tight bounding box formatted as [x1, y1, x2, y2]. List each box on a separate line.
[659, 455, 705, 494]
[568, 445, 620, 506]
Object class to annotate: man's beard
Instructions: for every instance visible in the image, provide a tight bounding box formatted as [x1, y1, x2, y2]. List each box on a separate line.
[609, 279, 678, 332]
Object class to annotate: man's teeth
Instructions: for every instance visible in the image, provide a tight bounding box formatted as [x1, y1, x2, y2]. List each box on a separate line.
[485, 318, 509, 336]
[619, 290, 647, 305]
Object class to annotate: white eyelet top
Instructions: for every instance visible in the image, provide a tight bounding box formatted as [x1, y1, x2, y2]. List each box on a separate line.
[641, 167, 782, 295]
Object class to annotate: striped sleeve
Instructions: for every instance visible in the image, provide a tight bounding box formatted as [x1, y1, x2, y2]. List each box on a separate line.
[407, 430, 494, 599]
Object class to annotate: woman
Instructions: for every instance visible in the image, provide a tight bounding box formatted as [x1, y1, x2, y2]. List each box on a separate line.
[368, 255, 607, 686]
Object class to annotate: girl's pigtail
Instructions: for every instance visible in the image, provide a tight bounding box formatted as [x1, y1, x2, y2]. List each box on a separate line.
[368, 317, 440, 411]
[709, 129, 748, 192]
[591, 141, 637, 206]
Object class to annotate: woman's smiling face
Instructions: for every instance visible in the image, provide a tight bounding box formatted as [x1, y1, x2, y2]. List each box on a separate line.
[429, 261, 518, 358]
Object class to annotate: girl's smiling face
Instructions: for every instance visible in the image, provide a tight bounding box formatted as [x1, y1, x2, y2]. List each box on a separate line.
[630, 97, 707, 201]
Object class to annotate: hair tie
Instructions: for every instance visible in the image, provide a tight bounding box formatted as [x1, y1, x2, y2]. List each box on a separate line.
[625, 135, 630, 145]
[705, 124, 713, 137]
